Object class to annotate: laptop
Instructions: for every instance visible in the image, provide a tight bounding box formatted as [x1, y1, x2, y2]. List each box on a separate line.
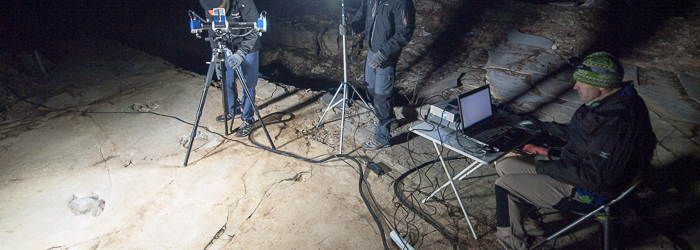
[457, 85, 528, 151]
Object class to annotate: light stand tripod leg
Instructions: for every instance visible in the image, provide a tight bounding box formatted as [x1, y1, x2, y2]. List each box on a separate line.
[316, 83, 346, 129]
[315, 0, 378, 154]
[234, 67, 276, 150]
[184, 56, 218, 166]
[348, 81, 376, 116]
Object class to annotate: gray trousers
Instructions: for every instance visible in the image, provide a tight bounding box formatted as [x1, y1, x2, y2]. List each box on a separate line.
[365, 50, 396, 145]
[494, 155, 575, 250]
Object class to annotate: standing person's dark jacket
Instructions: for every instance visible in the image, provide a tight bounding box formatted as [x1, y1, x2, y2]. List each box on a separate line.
[536, 83, 657, 198]
[349, 0, 415, 61]
[206, 0, 261, 54]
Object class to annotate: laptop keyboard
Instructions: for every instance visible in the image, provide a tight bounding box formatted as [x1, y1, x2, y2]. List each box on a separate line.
[470, 125, 512, 145]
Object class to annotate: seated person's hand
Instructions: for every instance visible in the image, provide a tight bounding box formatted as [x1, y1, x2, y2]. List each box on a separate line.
[522, 144, 548, 155]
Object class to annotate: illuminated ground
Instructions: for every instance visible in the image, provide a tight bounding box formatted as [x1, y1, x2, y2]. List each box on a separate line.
[2, 0, 700, 249]
[1, 38, 698, 250]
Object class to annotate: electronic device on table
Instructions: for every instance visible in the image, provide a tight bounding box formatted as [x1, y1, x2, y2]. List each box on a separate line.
[456, 85, 528, 152]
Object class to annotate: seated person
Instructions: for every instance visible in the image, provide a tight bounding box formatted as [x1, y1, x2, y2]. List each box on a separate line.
[493, 52, 657, 250]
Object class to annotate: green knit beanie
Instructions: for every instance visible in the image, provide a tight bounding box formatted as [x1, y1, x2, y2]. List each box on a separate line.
[573, 52, 624, 88]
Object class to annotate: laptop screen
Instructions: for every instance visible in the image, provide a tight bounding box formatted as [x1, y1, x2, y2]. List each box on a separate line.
[458, 85, 493, 131]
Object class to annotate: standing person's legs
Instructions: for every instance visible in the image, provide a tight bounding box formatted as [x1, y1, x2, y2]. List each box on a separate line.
[364, 50, 395, 147]
[494, 156, 574, 249]
[365, 52, 376, 100]
[233, 51, 259, 137]
[239, 51, 259, 123]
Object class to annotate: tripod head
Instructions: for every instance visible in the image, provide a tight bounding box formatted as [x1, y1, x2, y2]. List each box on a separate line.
[205, 36, 230, 59]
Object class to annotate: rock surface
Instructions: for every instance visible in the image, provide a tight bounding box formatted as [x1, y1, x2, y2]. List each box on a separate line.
[1, 0, 700, 249]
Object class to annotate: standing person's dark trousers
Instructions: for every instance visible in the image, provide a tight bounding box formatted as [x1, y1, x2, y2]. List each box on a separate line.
[224, 50, 259, 123]
[348, 0, 414, 151]
[365, 50, 396, 146]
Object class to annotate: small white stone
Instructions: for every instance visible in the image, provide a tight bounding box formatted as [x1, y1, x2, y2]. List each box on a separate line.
[551, 44, 558, 50]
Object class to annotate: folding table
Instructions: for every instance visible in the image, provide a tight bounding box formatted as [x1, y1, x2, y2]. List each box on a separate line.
[409, 121, 536, 239]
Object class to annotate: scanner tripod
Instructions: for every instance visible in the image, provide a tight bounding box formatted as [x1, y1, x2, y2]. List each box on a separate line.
[184, 38, 275, 166]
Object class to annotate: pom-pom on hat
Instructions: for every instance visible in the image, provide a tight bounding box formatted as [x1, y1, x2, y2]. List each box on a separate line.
[573, 52, 624, 88]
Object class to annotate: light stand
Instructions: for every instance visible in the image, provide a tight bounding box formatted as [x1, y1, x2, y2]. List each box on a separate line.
[184, 38, 276, 166]
[316, 0, 376, 154]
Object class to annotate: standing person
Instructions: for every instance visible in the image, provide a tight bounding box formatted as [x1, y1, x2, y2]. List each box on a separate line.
[200, 0, 261, 137]
[493, 52, 657, 249]
[339, 0, 416, 150]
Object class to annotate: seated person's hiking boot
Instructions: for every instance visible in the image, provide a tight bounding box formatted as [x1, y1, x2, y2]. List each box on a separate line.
[524, 218, 544, 236]
[216, 109, 242, 122]
[362, 140, 389, 151]
[236, 120, 254, 137]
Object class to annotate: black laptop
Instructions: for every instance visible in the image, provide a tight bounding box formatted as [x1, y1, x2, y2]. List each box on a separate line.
[456, 85, 528, 151]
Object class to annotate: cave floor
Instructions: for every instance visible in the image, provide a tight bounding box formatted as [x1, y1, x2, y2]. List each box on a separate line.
[0, 38, 698, 250]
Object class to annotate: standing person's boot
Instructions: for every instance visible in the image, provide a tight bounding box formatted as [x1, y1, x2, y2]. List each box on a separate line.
[236, 120, 254, 137]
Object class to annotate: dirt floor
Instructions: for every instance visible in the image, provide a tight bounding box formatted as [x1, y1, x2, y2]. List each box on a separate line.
[2, 0, 700, 249]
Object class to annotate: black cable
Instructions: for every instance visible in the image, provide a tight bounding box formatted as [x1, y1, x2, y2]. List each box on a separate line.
[236, 98, 459, 250]
[392, 93, 467, 250]
[394, 156, 462, 250]
[247, 124, 391, 250]
[4, 83, 392, 250]
[349, 90, 458, 247]
[8, 80, 476, 249]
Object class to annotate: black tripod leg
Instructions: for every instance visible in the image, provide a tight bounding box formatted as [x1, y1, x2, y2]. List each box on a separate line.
[184, 58, 218, 166]
[220, 61, 231, 135]
[234, 67, 276, 150]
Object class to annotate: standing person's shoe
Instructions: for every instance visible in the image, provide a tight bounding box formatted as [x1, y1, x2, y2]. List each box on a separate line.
[216, 109, 242, 122]
[236, 120, 254, 137]
[362, 140, 389, 151]
[524, 218, 545, 236]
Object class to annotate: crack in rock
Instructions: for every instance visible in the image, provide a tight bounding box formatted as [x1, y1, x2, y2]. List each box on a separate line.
[204, 223, 227, 250]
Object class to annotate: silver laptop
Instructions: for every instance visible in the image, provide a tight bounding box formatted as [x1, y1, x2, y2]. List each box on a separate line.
[457, 85, 526, 150]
